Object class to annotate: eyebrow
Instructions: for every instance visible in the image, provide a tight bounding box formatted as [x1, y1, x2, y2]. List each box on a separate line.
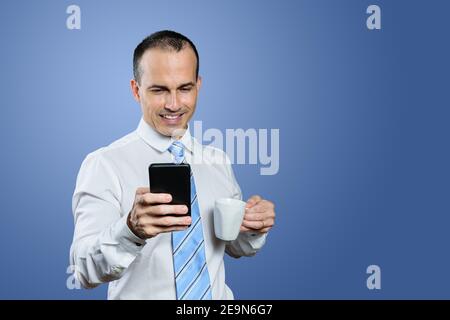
[147, 82, 195, 91]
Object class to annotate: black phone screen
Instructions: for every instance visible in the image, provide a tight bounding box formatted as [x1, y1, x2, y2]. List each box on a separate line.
[149, 163, 191, 217]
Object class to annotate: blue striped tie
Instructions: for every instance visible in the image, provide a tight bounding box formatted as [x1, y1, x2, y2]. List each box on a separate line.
[168, 141, 212, 300]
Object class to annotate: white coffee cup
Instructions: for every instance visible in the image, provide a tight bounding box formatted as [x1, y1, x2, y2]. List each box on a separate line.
[213, 198, 246, 241]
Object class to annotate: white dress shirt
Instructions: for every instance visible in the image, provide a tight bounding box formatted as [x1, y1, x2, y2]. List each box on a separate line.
[70, 118, 267, 300]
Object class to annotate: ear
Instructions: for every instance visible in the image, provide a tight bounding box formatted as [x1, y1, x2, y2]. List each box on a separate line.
[130, 79, 141, 103]
[196, 76, 202, 92]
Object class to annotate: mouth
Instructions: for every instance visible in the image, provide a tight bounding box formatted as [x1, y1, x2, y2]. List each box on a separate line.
[159, 112, 186, 125]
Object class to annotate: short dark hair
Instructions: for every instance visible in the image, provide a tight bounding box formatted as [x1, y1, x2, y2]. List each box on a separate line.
[133, 30, 200, 84]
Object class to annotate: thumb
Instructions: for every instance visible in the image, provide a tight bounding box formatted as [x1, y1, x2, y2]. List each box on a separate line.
[136, 187, 150, 195]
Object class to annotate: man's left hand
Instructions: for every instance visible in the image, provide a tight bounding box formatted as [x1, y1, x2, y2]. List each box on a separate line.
[240, 195, 275, 234]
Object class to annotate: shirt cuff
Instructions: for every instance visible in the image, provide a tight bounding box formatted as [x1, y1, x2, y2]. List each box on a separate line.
[240, 232, 267, 250]
[112, 214, 147, 254]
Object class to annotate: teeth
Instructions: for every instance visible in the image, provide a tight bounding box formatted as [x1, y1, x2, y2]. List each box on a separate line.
[163, 114, 181, 119]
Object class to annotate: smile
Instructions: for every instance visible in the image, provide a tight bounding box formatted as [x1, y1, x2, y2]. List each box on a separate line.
[161, 113, 184, 120]
[159, 112, 186, 125]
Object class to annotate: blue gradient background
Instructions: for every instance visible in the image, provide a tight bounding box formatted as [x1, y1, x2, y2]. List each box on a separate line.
[0, 0, 449, 299]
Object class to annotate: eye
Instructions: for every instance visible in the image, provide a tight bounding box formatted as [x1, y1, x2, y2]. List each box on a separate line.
[180, 87, 192, 92]
[150, 88, 164, 94]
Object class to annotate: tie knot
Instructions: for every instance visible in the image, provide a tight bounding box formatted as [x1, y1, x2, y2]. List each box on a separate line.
[168, 141, 185, 164]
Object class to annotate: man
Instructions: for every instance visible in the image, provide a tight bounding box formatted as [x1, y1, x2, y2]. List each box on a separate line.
[70, 30, 276, 300]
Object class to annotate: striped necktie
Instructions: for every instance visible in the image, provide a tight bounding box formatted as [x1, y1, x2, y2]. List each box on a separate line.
[168, 141, 212, 300]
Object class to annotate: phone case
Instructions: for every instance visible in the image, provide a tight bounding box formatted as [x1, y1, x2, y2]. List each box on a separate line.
[149, 163, 191, 217]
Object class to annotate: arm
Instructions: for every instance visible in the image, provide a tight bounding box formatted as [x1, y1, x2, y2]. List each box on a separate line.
[70, 153, 145, 288]
[70, 152, 191, 288]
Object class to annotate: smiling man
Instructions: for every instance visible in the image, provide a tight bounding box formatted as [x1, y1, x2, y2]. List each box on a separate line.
[70, 30, 276, 300]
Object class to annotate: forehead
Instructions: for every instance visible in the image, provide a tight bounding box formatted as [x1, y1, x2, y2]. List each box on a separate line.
[139, 47, 197, 85]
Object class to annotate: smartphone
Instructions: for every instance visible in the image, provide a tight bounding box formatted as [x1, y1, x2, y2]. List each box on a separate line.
[149, 163, 191, 217]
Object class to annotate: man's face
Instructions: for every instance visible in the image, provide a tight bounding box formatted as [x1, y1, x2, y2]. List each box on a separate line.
[131, 47, 200, 137]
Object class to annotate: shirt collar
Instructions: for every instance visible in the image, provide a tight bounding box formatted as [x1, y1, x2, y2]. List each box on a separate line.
[136, 118, 195, 154]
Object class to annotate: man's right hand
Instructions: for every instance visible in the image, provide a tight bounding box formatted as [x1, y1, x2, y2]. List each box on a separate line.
[127, 187, 191, 239]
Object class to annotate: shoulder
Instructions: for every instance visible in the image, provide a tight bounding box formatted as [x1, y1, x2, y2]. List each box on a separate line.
[87, 131, 141, 159]
[81, 131, 141, 169]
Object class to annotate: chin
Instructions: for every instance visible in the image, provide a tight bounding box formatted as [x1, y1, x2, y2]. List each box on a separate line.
[169, 125, 188, 138]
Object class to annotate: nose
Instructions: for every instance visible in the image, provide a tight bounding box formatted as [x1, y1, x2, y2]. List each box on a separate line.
[164, 90, 181, 112]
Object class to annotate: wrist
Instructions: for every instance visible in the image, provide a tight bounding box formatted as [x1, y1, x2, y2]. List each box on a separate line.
[127, 212, 144, 241]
